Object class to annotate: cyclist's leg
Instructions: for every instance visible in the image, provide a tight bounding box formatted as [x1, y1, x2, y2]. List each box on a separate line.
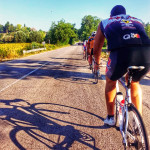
[131, 81, 142, 115]
[125, 65, 149, 116]
[104, 51, 127, 125]
[126, 74, 142, 115]
[105, 76, 117, 116]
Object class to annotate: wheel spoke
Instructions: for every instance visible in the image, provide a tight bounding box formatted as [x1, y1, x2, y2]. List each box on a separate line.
[125, 105, 149, 149]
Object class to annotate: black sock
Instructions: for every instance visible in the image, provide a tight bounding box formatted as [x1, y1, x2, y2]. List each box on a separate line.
[108, 115, 114, 119]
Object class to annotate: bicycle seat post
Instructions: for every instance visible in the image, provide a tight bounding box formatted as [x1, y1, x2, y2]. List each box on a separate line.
[127, 71, 133, 89]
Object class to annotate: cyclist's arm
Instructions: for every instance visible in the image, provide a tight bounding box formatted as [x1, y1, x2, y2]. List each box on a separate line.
[93, 24, 105, 65]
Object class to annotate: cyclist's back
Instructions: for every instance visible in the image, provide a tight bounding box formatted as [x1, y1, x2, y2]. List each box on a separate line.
[100, 14, 150, 51]
[88, 36, 95, 50]
[93, 5, 150, 126]
[87, 32, 97, 68]
[100, 7, 150, 81]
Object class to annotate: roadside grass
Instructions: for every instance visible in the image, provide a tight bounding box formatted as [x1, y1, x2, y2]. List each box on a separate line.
[0, 43, 109, 62]
[0, 43, 70, 62]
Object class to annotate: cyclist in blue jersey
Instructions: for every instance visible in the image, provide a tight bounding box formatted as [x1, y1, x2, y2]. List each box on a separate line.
[94, 5, 150, 126]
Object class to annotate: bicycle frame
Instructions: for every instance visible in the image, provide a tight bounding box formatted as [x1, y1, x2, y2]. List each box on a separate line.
[115, 66, 149, 148]
[116, 78, 133, 146]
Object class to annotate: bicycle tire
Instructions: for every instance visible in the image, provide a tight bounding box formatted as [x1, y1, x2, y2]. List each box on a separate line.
[123, 104, 149, 150]
[114, 97, 119, 127]
[114, 92, 123, 127]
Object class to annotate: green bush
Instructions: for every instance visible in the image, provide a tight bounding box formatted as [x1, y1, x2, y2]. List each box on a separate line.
[45, 44, 56, 50]
[0, 49, 8, 58]
[31, 42, 44, 49]
[14, 31, 27, 43]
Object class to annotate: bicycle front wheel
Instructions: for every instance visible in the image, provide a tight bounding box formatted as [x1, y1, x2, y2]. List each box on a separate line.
[114, 92, 123, 127]
[114, 98, 119, 127]
[124, 104, 149, 150]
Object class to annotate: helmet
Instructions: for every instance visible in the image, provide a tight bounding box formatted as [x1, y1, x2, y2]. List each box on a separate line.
[110, 5, 126, 17]
[92, 31, 97, 36]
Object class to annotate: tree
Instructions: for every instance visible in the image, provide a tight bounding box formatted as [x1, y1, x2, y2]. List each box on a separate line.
[45, 20, 78, 45]
[16, 24, 22, 31]
[0, 24, 4, 33]
[3, 35, 14, 43]
[145, 23, 150, 38]
[36, 32, 43, 43]
[29, 31, 43, 43]
[79, 15, 101, 41]
[4, 21, 10, 33]
[14, 31, 27, 43]
[8, 24, 15, 32]
[39, 30, 46, 41]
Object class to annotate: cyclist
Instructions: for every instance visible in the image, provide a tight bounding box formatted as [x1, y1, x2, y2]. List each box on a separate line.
[82, 40, 87, 59]
[83, 40, 88, 59]
[87, 31, 97, 69]
[93, 5, 150, 126]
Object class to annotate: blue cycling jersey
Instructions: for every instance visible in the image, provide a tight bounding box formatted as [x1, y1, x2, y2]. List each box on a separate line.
[100, 14, 150, 51]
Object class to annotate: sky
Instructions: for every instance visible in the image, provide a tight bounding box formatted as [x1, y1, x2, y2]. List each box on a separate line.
[0, 0, 150, 31]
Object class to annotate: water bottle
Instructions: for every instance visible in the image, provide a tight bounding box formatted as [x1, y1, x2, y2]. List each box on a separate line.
[116, 92, 125, 129]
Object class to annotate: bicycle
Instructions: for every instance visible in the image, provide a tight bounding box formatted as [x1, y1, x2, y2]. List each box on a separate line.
[114, 66, 149, 149]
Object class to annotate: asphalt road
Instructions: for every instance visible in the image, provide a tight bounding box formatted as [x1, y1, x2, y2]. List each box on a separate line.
[0, 45, 149, 150]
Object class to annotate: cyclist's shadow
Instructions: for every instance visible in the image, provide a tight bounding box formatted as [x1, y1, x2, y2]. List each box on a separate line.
[0, 99, 100, 150]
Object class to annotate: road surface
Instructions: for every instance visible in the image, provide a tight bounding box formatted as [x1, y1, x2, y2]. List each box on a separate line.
[0, 45, 149, 149]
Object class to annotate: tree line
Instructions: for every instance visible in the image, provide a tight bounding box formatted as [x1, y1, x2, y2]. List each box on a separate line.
[0, 16, 150, 45]
[0, 22, 46, 43]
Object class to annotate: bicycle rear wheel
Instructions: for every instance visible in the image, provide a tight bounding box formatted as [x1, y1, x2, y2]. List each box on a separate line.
[124, 104, 149, 150]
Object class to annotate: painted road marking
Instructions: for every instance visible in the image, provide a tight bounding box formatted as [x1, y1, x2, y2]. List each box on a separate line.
[0, 62, 49, 93]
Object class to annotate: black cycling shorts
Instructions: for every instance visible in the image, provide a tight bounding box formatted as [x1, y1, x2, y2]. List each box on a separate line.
[106, 46, 150, 81]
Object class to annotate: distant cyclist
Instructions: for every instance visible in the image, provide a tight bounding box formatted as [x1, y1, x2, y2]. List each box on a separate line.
[94, 5, 150, 126]
[87, 31, 97, 69]
[83, 40, 88, 59]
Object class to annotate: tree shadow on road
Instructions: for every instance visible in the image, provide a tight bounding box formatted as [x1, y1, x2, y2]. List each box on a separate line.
[0, 58, 149, 86]
[0, 99, 110, 150]
[0, 59, 94, 85]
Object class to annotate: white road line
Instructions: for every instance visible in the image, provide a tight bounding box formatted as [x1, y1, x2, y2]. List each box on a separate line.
[0, 61, 49, 93]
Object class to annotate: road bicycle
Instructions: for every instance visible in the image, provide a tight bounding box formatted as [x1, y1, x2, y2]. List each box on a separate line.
[114, 66, 149, 149]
